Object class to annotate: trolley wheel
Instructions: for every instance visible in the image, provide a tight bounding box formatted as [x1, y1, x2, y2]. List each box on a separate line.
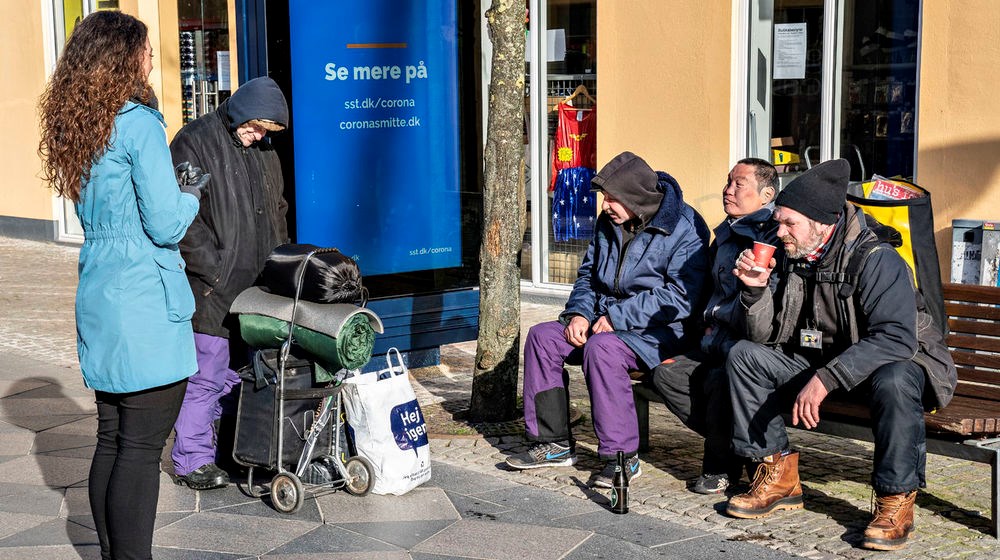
[270, 473, 304, 514]
[343, 455, 374, 496]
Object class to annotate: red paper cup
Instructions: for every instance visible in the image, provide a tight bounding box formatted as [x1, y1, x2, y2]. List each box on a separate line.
[751, 241, 776, 271]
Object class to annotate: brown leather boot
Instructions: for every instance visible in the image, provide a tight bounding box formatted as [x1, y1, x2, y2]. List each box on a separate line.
[862, 491, 916, 551]
[726, 451, 803, 519]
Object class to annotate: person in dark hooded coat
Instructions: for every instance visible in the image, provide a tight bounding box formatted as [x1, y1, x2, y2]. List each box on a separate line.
[505, 151, 710, 489]
[168, 76, 290, 490]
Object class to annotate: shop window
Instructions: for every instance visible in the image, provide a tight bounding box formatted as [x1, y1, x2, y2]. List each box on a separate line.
[522, 0, 597, 286]
[748, 0, 919, 183]
[178, 0, 232, 124]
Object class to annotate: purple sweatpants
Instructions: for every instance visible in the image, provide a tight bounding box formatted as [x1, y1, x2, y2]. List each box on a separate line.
[523, 320, 640, 459]
[171, 333, 241, 476]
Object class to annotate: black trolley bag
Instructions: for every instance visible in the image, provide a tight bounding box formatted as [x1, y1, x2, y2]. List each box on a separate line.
[232, 348, 337, 471]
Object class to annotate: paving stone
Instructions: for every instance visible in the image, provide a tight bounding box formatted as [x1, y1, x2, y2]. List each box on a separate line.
[0, 517, 97, 547]
[316, 487, 459, 524]
[0, 482, 65, 517]
[152, 511, 316, 556]
[0, 544, 103, 560]
[0, 455, 89, 487]
[411, 518, 591, 560]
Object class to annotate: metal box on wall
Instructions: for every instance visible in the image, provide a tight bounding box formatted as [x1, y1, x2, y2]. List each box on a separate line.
[951, 219, 983, 285]
[980, 221, 1000, 287]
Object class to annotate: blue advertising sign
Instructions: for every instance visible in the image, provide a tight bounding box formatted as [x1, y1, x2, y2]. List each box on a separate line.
[288, 2, 462, 276]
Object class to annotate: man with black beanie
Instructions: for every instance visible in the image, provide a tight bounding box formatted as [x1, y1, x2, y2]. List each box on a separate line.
[505, 151, 711, 489]
[723, 159, 956, 552]
[169, 76, 290, 490]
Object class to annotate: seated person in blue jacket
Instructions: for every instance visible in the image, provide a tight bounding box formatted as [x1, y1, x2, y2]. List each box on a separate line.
[505, 151, 710, 488]
[651, 158, 781, 494]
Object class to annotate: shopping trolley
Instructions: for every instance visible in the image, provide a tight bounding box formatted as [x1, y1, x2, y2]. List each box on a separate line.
[229, 248, 382, 514]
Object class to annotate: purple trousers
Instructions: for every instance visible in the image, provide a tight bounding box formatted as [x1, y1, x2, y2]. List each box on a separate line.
[171, 333, 241, 476]
[523, 321, 640, 459]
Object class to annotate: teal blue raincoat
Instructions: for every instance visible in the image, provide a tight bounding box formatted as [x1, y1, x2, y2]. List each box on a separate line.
[75, 102, 200, 393]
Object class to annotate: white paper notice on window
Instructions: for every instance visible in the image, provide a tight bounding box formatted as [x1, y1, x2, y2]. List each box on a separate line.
[774, 23, 807, 80]
[217, 51, 231, 91]
[524, 29, 566, 62]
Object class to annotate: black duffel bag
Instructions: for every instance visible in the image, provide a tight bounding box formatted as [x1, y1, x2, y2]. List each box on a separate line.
[259, 244, 366, 305]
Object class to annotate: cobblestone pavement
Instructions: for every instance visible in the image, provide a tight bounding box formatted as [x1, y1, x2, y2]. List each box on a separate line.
[2, 236, 998, 559]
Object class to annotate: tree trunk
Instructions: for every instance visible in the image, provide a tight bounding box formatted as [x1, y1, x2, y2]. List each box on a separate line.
[468, 0, 526, 422]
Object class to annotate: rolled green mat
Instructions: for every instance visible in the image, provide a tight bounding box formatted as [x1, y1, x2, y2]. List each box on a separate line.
[239, 313, 376, 373]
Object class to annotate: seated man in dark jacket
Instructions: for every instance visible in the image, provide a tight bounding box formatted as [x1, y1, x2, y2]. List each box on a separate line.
[726, 159, 956, 551]
[505, 151, 710, 488]
[169, 77, 290, 490]
[651, 158, 780, 494]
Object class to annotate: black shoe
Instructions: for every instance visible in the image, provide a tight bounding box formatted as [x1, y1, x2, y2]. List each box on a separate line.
[692, 473, 730, 494]
[173, 463, 229, 490]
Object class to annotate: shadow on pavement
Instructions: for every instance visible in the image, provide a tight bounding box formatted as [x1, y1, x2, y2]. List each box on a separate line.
[0, 374, 100, 558]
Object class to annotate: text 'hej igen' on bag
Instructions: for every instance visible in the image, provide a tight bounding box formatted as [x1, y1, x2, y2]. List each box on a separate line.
[341, 348, 431, 495]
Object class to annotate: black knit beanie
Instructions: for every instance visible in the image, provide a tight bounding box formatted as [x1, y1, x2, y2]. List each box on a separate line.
[590, 151, 663, 221]
[774, 159, 850, 224]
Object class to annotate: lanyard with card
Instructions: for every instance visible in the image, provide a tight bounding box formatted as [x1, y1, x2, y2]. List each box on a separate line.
[800, 328, 823, 349]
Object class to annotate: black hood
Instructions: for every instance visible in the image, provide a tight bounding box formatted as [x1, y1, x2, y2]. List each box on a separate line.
[224, 76, 289, 132]
[590, 151, 664, 223]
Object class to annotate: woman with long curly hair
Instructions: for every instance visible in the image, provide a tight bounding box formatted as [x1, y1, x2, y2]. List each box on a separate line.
[38, 11, 203, 560]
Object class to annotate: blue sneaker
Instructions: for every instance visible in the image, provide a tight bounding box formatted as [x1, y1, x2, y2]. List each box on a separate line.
[505, 441, 577, 469]
[592, 454, 640, 488]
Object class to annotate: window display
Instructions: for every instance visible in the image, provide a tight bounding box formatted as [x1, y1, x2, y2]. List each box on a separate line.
[178, 0, 231, 124]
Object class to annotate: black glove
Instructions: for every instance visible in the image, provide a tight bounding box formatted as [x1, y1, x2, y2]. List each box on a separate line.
[174, 161, 211, 201]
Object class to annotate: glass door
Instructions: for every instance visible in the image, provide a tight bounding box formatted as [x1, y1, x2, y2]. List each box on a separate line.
[49, 0, 120, 241]
[523, 0, 598, 288]
[746, 0, 919, 184]
[178, 0, 232, 124]
[747, 0, 825, 184]
[838, 0, 919, 181]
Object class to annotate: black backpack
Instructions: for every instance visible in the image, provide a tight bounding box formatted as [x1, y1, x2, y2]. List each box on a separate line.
[831, 215, 957, 410]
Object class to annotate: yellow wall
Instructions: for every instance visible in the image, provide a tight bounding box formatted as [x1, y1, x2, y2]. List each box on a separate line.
[917, 1, 1000, 275]
[0, 0, 214, 231]
[0, 1, 53, 221]
[121, 1, 181, 137]
[597, 1, 733, 226]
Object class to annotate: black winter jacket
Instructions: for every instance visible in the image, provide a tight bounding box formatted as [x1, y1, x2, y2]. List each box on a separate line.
[171, 79, 289, 338]
[700, 204, 780, 356]
[740, 204, 956, 408]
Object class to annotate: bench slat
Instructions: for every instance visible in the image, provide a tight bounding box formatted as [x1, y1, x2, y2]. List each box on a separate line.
[817, 395, 1000, 437]
[943, 283, 1000, 305]
[944, 301, 1000, 321]
[948, 319, 1000, 337]
[954, 381, 1000, 401]
[955, 366, 1000, 387]
[947, 333, 1000, 353]
[950, 350, 1000, 370]
[925, 397, 1000, 435]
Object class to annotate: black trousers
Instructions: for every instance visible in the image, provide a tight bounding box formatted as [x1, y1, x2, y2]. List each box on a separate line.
[651, 352, 741, 476]
[90, 379, 187, 560]
[726, 340, 927, 494]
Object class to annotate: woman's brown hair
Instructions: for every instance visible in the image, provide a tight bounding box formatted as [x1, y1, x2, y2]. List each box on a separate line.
[38, 11, 153, 202]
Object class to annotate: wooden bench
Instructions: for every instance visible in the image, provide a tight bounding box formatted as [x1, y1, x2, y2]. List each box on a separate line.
[632, 282, 1000, 537]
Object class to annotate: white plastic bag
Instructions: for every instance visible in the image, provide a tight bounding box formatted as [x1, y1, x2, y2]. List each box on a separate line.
[342, 348, 431, 495]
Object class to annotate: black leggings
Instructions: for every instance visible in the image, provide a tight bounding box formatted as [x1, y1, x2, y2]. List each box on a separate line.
[90, 379, 187, 560]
